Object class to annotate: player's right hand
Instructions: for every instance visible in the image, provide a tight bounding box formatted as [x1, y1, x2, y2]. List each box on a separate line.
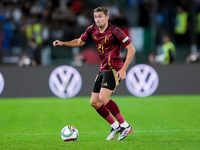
[53, 40, 63, 47]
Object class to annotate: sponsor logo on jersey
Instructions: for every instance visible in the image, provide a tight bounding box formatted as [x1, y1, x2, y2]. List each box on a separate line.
[122, 36, 129, 43]
[126, 64, 159, 97]
[0, 72, 5, 95]
[49, 65, 82, 98]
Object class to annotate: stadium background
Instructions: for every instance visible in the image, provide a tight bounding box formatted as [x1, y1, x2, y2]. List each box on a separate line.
[0, 0, 200, 97]
[0, 0, 199, 65]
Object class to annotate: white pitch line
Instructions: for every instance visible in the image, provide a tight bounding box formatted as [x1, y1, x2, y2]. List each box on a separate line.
[4, 129, 200, 136]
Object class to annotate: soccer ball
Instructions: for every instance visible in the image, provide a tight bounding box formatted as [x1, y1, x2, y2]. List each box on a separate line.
[61, 125, 79, 141]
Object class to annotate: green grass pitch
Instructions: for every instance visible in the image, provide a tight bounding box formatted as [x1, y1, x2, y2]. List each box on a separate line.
[0, 95, 200, 150]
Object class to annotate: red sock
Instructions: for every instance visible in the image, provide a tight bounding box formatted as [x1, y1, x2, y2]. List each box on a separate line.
[105, 99, 125, 124]
[96, 104, 115, 125]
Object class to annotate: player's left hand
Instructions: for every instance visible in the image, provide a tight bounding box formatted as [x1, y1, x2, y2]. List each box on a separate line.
[117, 70, 126, 81]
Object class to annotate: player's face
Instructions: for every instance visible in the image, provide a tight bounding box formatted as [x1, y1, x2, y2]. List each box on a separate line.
[162, 36, 170, 43]
[94, 11, 109, 27]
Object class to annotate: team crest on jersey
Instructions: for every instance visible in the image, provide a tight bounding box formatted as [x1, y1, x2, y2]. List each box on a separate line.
[104, 36, 109, 43]
[93, 36, 97, 40]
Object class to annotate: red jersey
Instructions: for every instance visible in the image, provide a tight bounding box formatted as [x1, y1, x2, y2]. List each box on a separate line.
[81, 23, 131, 72]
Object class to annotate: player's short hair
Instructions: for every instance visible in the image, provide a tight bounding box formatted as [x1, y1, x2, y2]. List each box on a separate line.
[94, 6, 108, 16]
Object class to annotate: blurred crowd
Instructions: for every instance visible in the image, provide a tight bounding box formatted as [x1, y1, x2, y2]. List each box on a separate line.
[0, 0, 93, 66]
[0, 0, 200, 66]
[0, 0, 129, 66]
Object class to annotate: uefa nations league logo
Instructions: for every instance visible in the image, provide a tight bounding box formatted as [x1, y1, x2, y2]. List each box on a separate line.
[49, 66, 82, 98]
[0, 72, 5, 95]
[126, 64, 159, 97]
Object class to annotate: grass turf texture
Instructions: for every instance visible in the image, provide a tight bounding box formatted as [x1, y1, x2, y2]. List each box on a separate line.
[0, 95, 200, 150]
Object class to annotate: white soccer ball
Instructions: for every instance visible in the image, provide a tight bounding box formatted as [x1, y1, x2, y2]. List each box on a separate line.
[61, 125, 79, 141]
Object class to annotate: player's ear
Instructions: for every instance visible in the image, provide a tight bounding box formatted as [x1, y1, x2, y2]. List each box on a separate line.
[107, 15, 109, 20]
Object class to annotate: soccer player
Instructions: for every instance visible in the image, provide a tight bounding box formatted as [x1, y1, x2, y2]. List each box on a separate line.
[53, 6, 136, 141]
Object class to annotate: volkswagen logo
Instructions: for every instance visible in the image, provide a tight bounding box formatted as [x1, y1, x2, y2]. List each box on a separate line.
[49, 65, 82, 98]
[126, 64, 159, 97]
[0, 72, 5, 95]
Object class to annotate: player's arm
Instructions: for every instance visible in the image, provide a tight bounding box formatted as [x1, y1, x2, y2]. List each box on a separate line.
[53, 37, 86, 47]
[117, 43, 136, 80]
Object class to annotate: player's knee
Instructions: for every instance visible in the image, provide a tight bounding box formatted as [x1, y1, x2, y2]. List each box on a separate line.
[99, 95, 109, 105]
[90, 99, 100, 109]
[89, 100, 95, 107]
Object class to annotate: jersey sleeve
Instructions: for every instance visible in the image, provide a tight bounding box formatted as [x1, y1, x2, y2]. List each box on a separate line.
[80, 25, 93, 42]
[113, 27, 131, 48]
